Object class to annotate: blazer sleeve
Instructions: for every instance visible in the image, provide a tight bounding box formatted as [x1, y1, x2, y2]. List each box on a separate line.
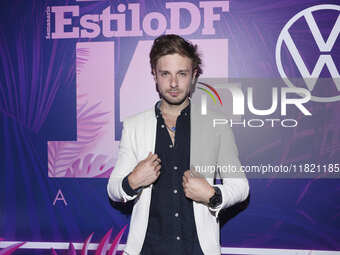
[107, 119, 139, 203]
[208, 126, 250, 217]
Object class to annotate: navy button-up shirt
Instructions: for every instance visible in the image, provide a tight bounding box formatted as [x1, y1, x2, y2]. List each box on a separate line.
[123, 101, 204, 255]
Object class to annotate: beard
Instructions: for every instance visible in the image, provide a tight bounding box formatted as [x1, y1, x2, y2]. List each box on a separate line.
[158, 87, 190, 106]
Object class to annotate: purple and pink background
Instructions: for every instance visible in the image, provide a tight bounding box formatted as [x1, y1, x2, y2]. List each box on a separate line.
[0, 0, 339, 254]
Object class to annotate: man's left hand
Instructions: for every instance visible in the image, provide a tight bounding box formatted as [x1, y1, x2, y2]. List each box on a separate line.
[182, 170, 215, 204]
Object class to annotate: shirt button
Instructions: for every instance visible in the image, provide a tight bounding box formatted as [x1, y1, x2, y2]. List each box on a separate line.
[173, 189, 178, 194]
[161, 124, 165, 128]
[173, 166, 178, 170]
[176, 236, 181, 241]
[169, 144, 173, 148]
[175, 212, 179, 217]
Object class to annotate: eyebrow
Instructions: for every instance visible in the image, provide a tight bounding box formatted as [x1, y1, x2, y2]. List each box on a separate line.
[158, 69, 190, 73]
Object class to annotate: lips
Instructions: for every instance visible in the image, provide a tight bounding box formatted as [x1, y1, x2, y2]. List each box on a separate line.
[168, 91, 179, 97]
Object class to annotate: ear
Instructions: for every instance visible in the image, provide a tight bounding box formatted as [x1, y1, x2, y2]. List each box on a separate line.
[153, 69, 160, 93]
[190, 68, 198, 96]
[152, 69, 157, 83]
[192, 68, 197, 80]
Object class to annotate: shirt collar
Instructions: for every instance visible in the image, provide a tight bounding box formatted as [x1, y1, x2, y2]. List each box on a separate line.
[155, 100, 190, 118]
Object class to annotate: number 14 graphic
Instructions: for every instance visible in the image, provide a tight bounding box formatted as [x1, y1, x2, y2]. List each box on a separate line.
[48, 39, 228, 178]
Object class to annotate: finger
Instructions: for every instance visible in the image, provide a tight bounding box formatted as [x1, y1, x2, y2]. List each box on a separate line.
[190, 169, 197, 178]
[183, 188, 189, 198]
[182, 175, 188, 183]
[146, 152, 153, 160]
[155, 165, 161, 172]
[150, 153, 159, 162]
[191, 169, 202, 178]
[184, 171, 191, 178]
[149, 154, 158, 164]
[153, 158, 161, 166]
[152, 160, 159, 168]
[154, 158, 162, 166]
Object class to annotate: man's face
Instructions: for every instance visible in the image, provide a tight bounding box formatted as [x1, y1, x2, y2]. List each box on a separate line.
[153, 53, 196, 105]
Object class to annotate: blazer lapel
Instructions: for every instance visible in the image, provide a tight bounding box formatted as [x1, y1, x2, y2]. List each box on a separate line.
[142, 109, 158, 157]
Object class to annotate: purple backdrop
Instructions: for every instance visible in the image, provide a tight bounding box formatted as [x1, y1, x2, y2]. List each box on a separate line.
[0, 0, 339, 254]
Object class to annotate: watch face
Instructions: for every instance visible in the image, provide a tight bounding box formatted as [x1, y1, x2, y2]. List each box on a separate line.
[209, 187, 222, 208]
[212, 195, 222, 207]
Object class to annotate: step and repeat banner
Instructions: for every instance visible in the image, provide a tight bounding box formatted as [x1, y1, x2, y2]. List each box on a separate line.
[0, 0, 339, 254]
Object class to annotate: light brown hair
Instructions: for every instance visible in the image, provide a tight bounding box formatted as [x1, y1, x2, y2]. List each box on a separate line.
[150, 34, 202, 83]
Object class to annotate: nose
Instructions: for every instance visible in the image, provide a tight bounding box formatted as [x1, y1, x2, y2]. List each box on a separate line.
[170, 75, 178, 88]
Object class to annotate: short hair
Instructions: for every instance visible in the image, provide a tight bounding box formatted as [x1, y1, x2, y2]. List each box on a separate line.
[149, 34, 202, 82]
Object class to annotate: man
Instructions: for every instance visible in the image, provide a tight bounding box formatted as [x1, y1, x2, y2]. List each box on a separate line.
[107, 34, 249, 255]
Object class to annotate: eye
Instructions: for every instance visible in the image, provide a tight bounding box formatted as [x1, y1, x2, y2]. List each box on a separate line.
[179, 72, 187, 77]
[161, 72, 169, 77]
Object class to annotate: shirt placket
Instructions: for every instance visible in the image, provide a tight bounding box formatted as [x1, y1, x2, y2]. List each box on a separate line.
[165, 114, 183, 245]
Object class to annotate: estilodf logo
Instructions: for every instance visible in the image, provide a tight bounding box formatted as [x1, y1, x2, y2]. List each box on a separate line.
[276, 4, 340, 103]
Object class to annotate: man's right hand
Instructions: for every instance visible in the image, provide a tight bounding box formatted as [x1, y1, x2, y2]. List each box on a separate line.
[128, 152, 161, 190]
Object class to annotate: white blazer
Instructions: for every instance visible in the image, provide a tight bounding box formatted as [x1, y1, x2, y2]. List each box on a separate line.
[107, 103, 249, 255]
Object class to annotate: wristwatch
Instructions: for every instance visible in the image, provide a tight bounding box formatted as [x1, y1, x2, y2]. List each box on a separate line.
[208, 187, 222, 208]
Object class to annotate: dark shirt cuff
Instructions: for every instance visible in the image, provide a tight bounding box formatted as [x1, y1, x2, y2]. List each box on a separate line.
[122, 174, 139, 196]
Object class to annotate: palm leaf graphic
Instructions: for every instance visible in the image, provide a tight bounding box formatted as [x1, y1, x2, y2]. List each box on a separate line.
[107, 225, 126, 255]
[81, 233, 94, 255]
[76, 48, 90, 77]
[0, 241, 25, 255]
[65, 153, 115, 179]
[67, 243, 77, 255]
[49, 226, 126, 255]
[94, 229, 112, 255]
